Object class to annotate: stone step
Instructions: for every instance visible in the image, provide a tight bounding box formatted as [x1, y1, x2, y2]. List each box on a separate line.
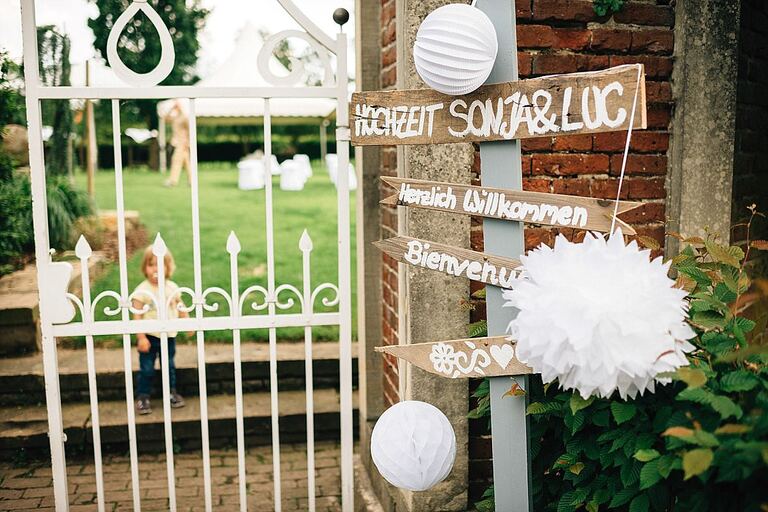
[1, 387, 359, 459]
[0, 341, 358, 406]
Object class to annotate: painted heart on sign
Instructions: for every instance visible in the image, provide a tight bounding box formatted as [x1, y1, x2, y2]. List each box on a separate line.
[490, 343, 515, 369]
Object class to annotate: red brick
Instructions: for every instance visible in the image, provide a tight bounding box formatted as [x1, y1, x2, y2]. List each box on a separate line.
[610, 154, 667, 175]
[614, 4, 675, 27]
[521, 154, 533, 175]
[590, 178, 629, 199]
[647, 106, 672, 129]
[380, 0, 395, 26]
[631, 29, 674, 55]
[470, 228, 484, 250]
[646, 81, 673, 104]
[553, 28, 591, 50]
[593, 132, 626, 152]
[532, 153, 609, 176]
[533, 53, 609, 75]
[610, 55, 673, 78]
[518, 51, 533, 77]
[517, 25, 555, 48]
[381, 20, 396, 47]
[590, 29, 632, 52]
[525, 228, 555, 250]
[532, 0, 597, 22]
[631, 132, 669, 153]
[381, 65, 396, 88]
[633, 223, 666, 248]
[553, 134, 593, 151]
[523, 177, 552, 192]
[618, 202, 665, 224]
[522, 137, 553, 152]
[553, 177, 591, 196]
[627, 177, 666, 199]
[517, 0, 533, 19]
[382, 45, 396, 68]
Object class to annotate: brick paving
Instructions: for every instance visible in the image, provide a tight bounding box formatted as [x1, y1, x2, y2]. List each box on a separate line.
[0, 441, 343, 511]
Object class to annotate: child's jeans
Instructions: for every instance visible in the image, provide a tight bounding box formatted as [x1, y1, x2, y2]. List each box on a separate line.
[136, 335, 176, 397]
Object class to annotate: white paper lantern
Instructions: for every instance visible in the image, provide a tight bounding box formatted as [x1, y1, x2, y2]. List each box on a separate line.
[503, 230, 696, 400]
[370, 400, 456, 492]
[413, 4, 498, 95]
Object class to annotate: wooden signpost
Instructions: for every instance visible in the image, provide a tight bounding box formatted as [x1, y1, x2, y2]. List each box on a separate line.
[356, 1, 646, 510]
[381, 176, 642, 234]
[351, 64, 646, 146]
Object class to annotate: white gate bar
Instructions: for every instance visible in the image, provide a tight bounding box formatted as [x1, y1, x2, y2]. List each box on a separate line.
[263, 99, 283, 512]
[20, 1, 70, 508]
[187, 99, 215, 512]
[76, 240, 106, 512]
[34, 86, 339, 100]
[51, 312, 341, 336]
[334, 30, 354, 512]
[301, 232, 316, 512]
[227, 233, 248, 512]
[112, 99, 143, 511]
[153, 238, 177, 512]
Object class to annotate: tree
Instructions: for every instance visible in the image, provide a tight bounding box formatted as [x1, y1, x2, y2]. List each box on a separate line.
[88, 0, 209, 128]
[37, 26, 73, 176]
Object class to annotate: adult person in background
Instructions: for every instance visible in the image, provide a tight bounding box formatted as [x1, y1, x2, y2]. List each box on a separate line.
[163, 99, 190, 187]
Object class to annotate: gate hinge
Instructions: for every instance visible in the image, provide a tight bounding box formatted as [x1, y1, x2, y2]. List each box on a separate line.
[336, 127, 351, 142]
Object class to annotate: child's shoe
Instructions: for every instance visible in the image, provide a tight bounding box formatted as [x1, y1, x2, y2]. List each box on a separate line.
[170, 390, 185, 408]
[136, 396, 152, 415]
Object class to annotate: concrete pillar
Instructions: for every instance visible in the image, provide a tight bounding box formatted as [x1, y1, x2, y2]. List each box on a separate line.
[667, 0, 741, 253]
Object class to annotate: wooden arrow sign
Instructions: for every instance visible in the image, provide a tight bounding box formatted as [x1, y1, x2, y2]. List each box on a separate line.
[376, 336, 532, 378]
[374, 236, 520, 288]
[381, 176, 641, 235]
[351, 64, 646, 146]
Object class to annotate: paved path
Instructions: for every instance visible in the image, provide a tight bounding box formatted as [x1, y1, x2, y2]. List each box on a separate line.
[0, 441, 343, 511]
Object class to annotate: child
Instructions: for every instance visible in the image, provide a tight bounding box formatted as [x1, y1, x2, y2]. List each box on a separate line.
[132, 245, 188, 415]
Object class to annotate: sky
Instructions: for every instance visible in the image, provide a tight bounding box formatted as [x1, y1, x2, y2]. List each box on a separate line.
[0, 0, 355, 79]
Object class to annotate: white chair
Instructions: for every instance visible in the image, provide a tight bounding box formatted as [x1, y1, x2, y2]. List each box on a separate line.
[237, 159, 265, 190]
[280, 160, 306, 191]
[325, 153, 338, 174]
[266, 154, 281, 175]
[293, 154, 313, 179]
[331, 163, 358, 191]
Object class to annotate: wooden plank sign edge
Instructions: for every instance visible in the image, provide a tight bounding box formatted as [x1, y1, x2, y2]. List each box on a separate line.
[375, 336, 533, 378]
[374, 236, 521, 288]
[380, 176, 642, 235]
[351, 64, 646, 146]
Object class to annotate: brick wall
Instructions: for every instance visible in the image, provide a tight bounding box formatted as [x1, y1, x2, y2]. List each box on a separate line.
[380, 0, 400, 408]
[465, 0, 676, 502]
[733, 0, 768, 275]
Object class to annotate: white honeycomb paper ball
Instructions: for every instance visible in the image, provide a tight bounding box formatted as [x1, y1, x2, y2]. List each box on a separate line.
[413, 3, 498, 95]
[370, 400, 456, 492]
[503, 230, 697, 400]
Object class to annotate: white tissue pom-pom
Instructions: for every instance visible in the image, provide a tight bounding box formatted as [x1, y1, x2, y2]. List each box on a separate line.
[370, 401, 456, 491]
[413, 4, 498, 95]
[503, 230, 696, 400]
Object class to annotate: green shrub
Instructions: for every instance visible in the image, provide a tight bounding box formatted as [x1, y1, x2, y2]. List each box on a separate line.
[472, 217, 768, 511]
[0, 172, 33, 274]
[46, 176, 94, 250]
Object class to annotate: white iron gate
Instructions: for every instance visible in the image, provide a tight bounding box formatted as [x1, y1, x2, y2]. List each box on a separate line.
[20, 0, 354, 510]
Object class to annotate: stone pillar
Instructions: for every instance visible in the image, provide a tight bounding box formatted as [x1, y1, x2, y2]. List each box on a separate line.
[355, 0, 385, 472]
[397, 0, 471, 510]
[667, 0, 741, 253]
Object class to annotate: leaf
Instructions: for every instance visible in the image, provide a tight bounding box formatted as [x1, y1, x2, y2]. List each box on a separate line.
[690, 310, 727, 330]
[676, 367, 707, 388]
[656, 454, 679, 478]
[733, 316, 757, 334]
[639, 460, 662, 489]
[634, 449, 661, 462]
[750, 240, 768, 250]
[692, 430, 720, 448]
[609, 489, 636, 508]
[553, 452, 577, 469]
[629, 494, 650, 512]
[662, 426, 695, 438]
[713, 282, 737, 304]
[720, 370, 759, 392]
[705, 240, 741, 267]
[611, 402, 637, 425]
[715, 423, 752, 435]
[503, 382, 526, 398]
[677, 388, 744, 419]
[526, 401, 562, 415]
[683, 448, 713, 480]
[468, 319, 488, 338]
[569, 394, 594, 415]
[637, 235, 661, 250]
[569, 462, 585, 475]
[678, 265, 712, 287]
[710, 395, 744, 420]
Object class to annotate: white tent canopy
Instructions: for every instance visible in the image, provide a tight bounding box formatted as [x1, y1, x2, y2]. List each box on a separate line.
[156, 25, 337, 125]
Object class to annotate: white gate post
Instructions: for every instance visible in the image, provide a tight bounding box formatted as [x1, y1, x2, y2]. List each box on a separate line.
[20, 0, 71, 509]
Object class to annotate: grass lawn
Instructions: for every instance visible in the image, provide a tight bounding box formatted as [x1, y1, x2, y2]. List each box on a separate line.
[75, 161, 356, 344]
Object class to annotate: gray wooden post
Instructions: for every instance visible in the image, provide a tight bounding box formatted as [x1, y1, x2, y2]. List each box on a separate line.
[475, 1, 532, 510]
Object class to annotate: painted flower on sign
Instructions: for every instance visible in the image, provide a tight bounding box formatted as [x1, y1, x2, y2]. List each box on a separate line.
[429, 342, 456, 375]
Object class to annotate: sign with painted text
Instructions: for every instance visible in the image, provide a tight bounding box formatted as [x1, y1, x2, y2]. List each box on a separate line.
[351, 65, 646, 146]
[374, 236, 521, 288]
[376, 336, 532, 379]
[380, 176, 642, 234]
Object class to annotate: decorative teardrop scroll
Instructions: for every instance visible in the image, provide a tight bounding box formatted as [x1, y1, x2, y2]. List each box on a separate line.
[91, 290, 125, 318]
[199, 287, 233, 314]
[310, 283, 340, 310]
[166, 286, 196, 315]
[274, 283, 305, 311]
[127, 288, 158, 316]
[239, 284, 271, 314]
[106, 0, 175, 87]
[257, 30, 333, 87]
[64, 293, 85, 322]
